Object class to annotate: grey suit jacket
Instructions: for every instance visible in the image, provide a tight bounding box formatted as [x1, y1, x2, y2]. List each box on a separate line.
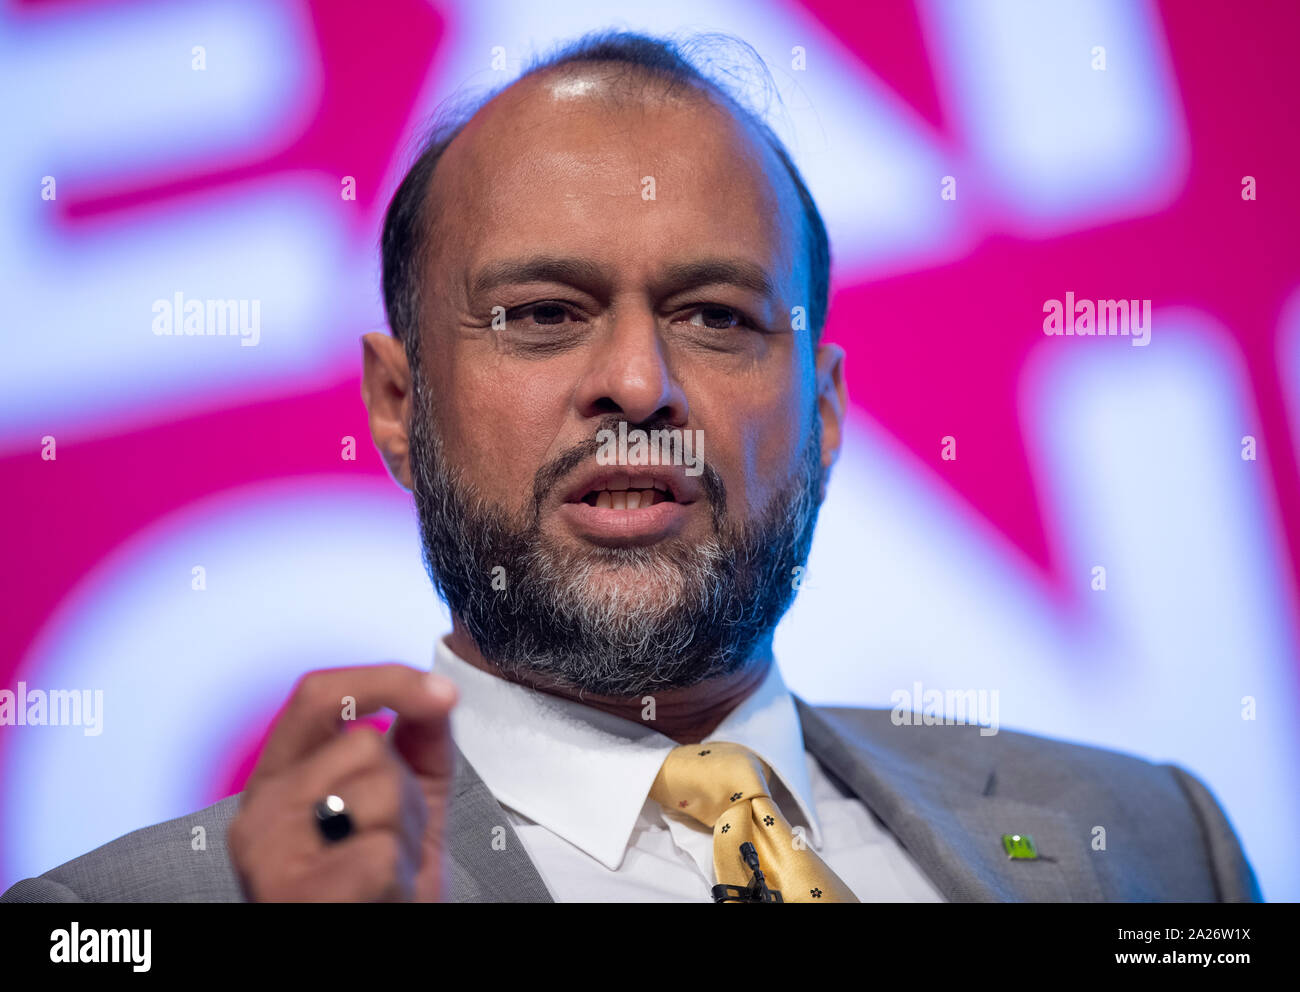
[0, 698, 1263, 902]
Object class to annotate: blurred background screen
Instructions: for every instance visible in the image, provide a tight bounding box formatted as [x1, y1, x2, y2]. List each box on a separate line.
[1, 0, 1297, 899]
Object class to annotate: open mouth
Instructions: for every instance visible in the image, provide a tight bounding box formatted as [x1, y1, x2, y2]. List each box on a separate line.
[579, 477, 678, 510]
[559, 468, 698, 544]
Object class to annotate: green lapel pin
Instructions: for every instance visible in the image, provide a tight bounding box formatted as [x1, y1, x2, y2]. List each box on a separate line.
[1002, 833, 1039, 860]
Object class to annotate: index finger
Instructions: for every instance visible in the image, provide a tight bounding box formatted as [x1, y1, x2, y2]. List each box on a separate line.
[254, 663, 456, 779]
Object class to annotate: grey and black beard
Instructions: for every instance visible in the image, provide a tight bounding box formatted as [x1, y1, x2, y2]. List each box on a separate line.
[407, 366, 824, 697]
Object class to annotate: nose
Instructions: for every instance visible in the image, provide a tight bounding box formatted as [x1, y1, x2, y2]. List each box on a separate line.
[574, 307, 689, 427]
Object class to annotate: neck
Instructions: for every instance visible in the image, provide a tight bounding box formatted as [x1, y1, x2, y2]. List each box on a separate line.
[444, 621, 773, 744]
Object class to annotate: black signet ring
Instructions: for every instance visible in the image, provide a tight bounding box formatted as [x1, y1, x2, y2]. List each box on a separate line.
[314, 794, 354, 843]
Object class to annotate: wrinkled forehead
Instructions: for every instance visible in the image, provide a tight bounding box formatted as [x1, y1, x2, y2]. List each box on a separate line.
[423, 65, 810, 295]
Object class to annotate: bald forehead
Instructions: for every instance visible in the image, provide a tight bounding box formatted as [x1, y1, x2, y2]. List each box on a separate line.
[423, 65, 811, 292]
[445, 63, 758, 174]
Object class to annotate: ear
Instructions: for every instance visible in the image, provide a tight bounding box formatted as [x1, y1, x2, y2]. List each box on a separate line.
[361, 332, 415, 491]
[814, 341, 847, 484]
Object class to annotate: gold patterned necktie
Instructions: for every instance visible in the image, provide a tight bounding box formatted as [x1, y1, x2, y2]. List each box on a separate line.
[650, 741, 859, 903]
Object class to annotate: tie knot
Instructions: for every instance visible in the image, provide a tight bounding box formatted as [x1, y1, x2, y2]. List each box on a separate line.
[649, 741, 773, 828]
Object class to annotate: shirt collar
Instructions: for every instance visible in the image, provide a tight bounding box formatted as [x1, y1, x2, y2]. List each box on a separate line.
[433, 637, 824, 870]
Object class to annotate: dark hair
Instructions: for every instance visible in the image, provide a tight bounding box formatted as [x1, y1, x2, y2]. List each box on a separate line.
[380, 30, 831, 367]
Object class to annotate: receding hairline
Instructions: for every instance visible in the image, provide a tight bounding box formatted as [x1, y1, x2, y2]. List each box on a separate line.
[421, 59, 803, 257]
[381, 35, 831, 365]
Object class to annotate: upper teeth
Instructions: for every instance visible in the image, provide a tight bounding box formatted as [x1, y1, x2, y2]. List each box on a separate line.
[595, 489, 661, 509]
[580, 475, 675, 509]
[590, 476, 666, 491]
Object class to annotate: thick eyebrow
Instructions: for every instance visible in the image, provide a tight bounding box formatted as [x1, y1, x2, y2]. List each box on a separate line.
[468, 255, 779, 303]
[470, 256, 606, 297]
[657, 259, 778, 302]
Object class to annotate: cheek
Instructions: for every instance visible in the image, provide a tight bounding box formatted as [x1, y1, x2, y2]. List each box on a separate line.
[741, 404, 806, 512]
[433, 355, 574, 506]
[695, 372, 810, 517]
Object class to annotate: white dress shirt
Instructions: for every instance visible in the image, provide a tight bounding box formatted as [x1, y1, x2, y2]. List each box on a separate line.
[432, 638, 947, 902]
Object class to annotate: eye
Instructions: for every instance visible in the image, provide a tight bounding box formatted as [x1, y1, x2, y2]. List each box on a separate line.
[681, 305, 748, 330]
[506, 301, 577, 326]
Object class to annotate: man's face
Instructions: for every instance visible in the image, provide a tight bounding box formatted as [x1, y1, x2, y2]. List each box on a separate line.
[370, 67, 846, 694]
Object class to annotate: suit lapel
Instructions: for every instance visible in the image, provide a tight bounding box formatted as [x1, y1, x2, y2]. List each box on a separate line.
[794, 696, 1104, 902]
[440, 695, 1104, 902]
[445, 742, 554, 902]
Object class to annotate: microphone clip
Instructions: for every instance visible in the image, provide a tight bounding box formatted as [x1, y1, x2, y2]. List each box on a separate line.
[711, 842, 784, 903]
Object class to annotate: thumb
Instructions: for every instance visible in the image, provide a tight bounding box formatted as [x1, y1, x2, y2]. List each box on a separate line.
[390, 673, 458, 782]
